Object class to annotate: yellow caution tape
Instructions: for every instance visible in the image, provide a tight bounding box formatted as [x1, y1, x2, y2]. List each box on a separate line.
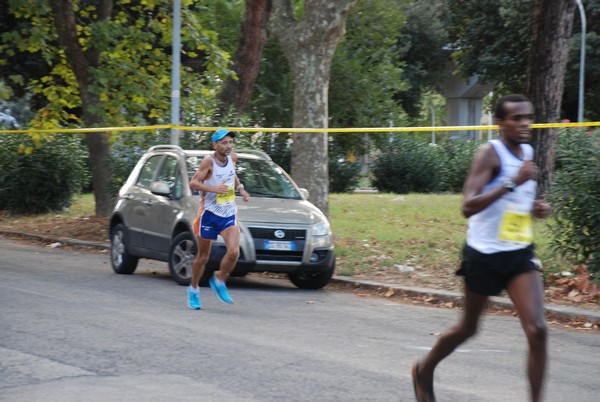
[1, 121, 598, 134]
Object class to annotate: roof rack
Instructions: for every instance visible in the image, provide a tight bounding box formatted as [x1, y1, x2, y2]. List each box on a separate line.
[147, 144, 185, 155]
[235, 148, 272, 160]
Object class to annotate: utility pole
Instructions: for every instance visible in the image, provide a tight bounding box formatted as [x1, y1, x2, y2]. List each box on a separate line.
[171, 0, 181, 145]
[575, 0, 586, 122]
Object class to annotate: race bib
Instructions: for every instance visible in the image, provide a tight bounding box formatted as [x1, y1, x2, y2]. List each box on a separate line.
[498, 210, 532, 243]
[216, 187, 235, 203]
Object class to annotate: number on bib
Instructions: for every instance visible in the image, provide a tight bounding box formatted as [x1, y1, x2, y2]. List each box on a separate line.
[498, 211, 532, 243]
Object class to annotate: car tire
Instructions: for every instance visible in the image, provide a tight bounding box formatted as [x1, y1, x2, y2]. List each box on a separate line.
[288, 260, 335, 290]
[110, 223, 139, 274]
[168, 232, 213, 286]
[168, 231, 197, 286]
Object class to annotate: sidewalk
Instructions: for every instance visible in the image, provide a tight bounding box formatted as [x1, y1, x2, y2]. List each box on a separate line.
[2, 229, 600, 325]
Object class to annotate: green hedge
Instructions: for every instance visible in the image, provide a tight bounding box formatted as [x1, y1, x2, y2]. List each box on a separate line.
[0, 134, 89, 214]
[371, 136, 479, 194]
[548, 127, 600, 280]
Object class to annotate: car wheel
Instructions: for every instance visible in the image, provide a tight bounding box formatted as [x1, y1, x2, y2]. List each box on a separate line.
[110, 223, 139, 274]
[288, 260, 335, 290]
[168, 231, 197, 286]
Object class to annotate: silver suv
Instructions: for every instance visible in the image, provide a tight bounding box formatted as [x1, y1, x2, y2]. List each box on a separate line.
[108, 145, 335, 289]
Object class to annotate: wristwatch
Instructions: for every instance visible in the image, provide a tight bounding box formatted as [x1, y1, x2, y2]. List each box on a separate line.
[502, 178, 517, 192]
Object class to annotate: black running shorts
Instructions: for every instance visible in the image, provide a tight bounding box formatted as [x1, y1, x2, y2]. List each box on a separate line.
[456, 243, 540, 296]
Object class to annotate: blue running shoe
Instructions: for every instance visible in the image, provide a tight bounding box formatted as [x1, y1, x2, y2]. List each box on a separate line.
[187, 286, 201, 310]
[209, 276, 233, 304]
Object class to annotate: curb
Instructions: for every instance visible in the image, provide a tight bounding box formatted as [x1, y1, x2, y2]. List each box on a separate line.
[2, 229, 599, 324]
[330, 277, 600, 324]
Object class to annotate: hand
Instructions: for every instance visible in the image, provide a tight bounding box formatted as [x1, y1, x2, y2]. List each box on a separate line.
[214, 184, 229, 194]
[532, 199, 551, 219]
[516, 160, 538, 185]
[240, 188, 250, 202]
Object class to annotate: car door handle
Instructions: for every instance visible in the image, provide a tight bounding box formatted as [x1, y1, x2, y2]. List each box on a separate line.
[142, 199, 155, 205]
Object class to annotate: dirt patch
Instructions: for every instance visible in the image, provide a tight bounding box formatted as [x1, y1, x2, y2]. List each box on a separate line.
[1, 213, 598, 331]
[0, 214, 109, 243]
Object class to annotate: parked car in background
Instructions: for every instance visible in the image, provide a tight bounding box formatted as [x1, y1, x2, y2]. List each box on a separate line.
[109, 145, 335, 289]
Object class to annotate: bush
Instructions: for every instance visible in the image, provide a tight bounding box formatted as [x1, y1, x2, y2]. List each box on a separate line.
[329, 158, 361, 193]
[0, 134, 89, 214]
[548, 128, 600, 281]
[440, 139, 480, 192]
[371, 136, 447, 193]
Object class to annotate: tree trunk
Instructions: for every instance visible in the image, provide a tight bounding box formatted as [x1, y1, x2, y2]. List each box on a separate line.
[525, 0, 576, 197]
[50, 0, 114, 216]
[269, 0, 359, 216]
[219, 0, 271, 115]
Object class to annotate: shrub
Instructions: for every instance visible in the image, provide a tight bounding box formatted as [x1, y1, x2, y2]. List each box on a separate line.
[371, 136, 447, 193]
[440, 139, 480, 192]
[547, 127, 600, 281]
[0, 134, 89, 214]
[328, 158, 361, 193]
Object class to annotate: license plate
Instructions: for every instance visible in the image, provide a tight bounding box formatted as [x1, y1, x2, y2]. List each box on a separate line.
[264, 240, 295, 251]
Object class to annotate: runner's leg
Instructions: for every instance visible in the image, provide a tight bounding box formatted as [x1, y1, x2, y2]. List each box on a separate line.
[215, 224, 240, 282]
[506, 270, 547, 402]
[191, 237, 211, 287]
[418, 289, 489, 390]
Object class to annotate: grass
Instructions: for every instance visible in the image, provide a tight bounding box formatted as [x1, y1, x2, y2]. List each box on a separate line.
[0, 193, 96, 222]
[330, 193, 466, 276]
[60, 193, 96, 217]
[329, 193, 565, 279]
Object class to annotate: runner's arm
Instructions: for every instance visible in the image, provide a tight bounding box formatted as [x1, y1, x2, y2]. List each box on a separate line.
[189, 156, 226, 194]
[461, 144, 506, 218]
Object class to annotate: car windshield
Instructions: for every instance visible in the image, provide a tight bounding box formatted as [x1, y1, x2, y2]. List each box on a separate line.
[186, 155, 302, 200]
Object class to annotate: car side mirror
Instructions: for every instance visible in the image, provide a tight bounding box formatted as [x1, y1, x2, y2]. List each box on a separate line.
[299, 188, 309, 199]
[150, 181, 171, 197]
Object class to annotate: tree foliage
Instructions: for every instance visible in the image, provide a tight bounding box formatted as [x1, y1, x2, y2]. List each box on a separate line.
[1, 0, 233, 215]
[1, 0, 233, 128]
[444, 0, 600, 122]
[394, 0, 449, 119]
[445, 0, 533, 94]
[328, 0, 407, 157]
[563, 0, 600, 121]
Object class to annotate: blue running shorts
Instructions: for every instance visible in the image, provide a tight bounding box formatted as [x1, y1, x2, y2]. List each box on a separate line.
[194, 209, 237, 240]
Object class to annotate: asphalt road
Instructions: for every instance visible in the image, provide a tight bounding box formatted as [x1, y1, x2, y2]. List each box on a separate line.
[1, 239, 598, 401]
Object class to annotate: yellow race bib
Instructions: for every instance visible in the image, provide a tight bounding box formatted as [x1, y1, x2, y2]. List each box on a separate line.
[498, 211, 532, 243]
[216, 187, 235, 203]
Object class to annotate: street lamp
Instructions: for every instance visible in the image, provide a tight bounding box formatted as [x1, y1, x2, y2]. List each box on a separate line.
[171, 0, 181, 145]
[575, 0, 586, 123]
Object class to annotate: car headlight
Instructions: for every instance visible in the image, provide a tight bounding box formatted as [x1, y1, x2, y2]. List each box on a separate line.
[312, 221, 331, 236]
[310, 220, 332, 248]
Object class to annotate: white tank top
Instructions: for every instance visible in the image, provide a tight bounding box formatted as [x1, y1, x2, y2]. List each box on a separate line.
[466, 139, 537, 253]
[200, 154, 238, 218]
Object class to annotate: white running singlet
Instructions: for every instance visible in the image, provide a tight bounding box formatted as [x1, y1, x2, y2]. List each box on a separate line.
[466, 139, 537, 254]
[200, 154, 237, 218]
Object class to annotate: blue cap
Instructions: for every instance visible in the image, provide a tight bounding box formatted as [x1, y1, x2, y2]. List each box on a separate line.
[211, 128, 235, 142]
